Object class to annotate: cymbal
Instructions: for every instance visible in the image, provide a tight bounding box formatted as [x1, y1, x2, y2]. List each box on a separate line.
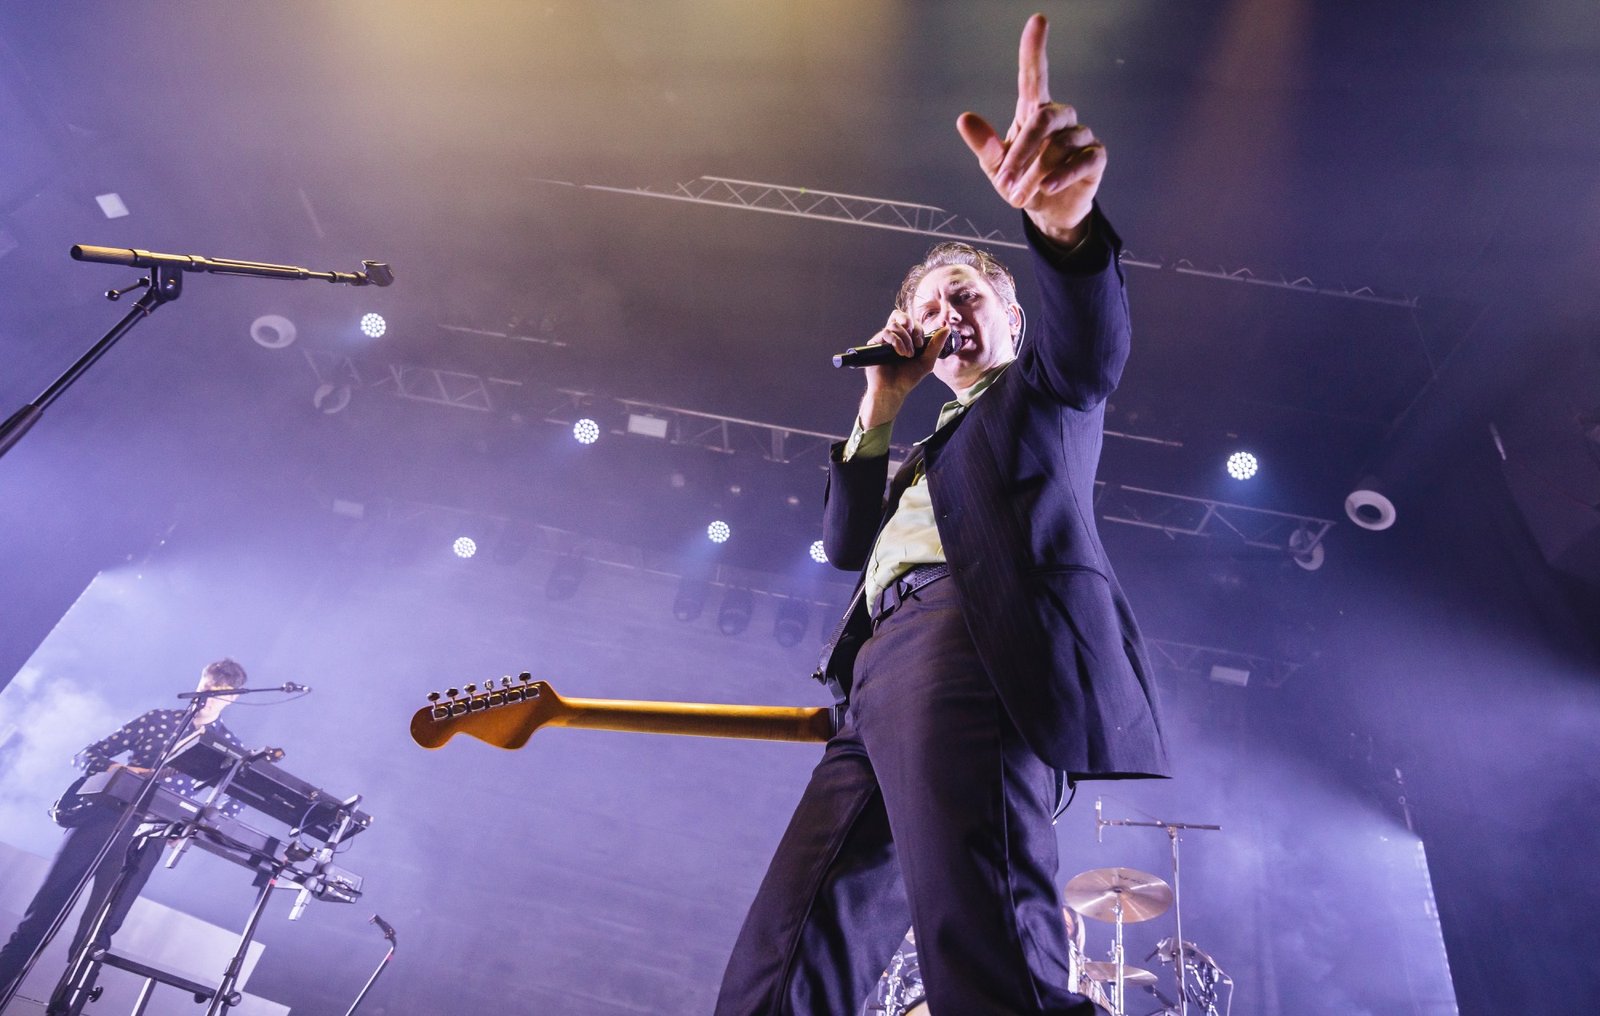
[1081, 961, 1158, 986]
[1062, 867, 1173, 923]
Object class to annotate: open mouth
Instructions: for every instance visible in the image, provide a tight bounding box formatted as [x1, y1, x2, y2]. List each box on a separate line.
[940, 329, 971, 358]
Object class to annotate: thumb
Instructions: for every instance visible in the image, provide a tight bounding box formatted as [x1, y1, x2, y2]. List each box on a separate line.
[957, 112, 1005, 175]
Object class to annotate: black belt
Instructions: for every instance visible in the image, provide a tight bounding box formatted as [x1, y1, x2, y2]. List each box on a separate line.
[870, 562, 951, 623]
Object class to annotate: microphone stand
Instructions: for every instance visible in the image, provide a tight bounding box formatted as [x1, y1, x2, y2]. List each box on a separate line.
[342, 915, 397, 1016]
[1096, 802, 1221, 1016]
[4, 685, 292, 1016]
[0, 246, 392, 460]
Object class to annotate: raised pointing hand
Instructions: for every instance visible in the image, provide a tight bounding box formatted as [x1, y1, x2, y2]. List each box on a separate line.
[957, 14, 1105, 246]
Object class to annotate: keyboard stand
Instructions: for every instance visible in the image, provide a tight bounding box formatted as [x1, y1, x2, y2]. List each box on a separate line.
[92, 950, 214, 1013]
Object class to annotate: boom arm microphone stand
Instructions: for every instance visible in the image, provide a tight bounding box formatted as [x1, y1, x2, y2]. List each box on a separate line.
[342, 915, 397, 1016]
[0, 245, 393, 460]
[1096, 800, 1221, 1016]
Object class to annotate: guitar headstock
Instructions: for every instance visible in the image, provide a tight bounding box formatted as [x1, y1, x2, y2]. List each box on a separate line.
[408, 673, 565, 750]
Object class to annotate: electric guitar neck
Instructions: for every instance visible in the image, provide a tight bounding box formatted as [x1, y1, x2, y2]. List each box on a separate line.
[409, 674, 840, 751]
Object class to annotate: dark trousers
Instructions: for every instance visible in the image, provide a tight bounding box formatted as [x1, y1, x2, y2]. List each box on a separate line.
[0, 811, 161, 1001]
[716, 578, 1099, 1015]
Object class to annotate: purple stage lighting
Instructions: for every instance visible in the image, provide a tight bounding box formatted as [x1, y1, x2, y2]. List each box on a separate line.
[1226, 451, 1259, 480]
[452, 536, 478, 559]
[573, 418, 601, 445]
[707, 520, 731, 544]
[809, 540, 828, 564]
[360, 312, 387, 338]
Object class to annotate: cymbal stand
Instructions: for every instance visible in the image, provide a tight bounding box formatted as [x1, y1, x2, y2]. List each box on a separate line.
[1096, 802, 1221, 1016]
[1109, 894, 1127, 1016]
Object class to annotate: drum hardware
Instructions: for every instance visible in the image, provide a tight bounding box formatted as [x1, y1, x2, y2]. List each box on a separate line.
[1063, 867, 1171, 1016]
[1150, 937, 1232, 1016]
[1080, 961, 1158, 986]
[1094, 800, 1222, 1016]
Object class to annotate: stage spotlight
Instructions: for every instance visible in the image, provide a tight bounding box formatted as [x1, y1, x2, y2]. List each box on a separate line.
[717, 587, 753, 636]
[627, 413, 670, 439]
[1226, 451, 1258, 480]
[545, 555, 586, 600]
[359, 312, 387, 338]
[250, 314, 297, 349]
[809, 540, 828, 564]
[572, 418, 601, 445]
[707, 520, 731, 544]
[1345, 476, 1396, 531]
[1288, 525, 1326, 572]
[673, 576, 710, 622]
[1208, 663, 1251, 687]
[773, 599, 809, 647]
[452, 536, 477, 559]
[312, 383, 351, 414]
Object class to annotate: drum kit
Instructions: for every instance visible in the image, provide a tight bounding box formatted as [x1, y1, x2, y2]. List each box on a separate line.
[1059, 802, 1233, 1016]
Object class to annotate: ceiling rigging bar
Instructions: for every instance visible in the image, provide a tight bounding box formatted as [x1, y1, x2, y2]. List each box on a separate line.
[540, 176, 1418, 308]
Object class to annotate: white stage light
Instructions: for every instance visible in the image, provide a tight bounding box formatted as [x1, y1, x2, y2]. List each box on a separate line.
[1226, 451, 1258, 480]
[452, 536, 478, 559]
[360, 313, 387, 338]
[573, 418, 601, 444]
[707, 520, 731, 544]
[627, 413, 670, 439]
[809, 540, 828, 564]
[250, 315, 297, 349]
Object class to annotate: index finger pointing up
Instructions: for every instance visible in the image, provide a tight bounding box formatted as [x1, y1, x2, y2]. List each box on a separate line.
[1015, 13, 1052, 119]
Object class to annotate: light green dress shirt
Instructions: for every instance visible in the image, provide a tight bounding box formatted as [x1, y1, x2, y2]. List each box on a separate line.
[843, 362, 1012, 607]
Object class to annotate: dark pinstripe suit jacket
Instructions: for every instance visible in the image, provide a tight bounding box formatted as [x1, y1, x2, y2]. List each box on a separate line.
[816, 208, 1169, 781]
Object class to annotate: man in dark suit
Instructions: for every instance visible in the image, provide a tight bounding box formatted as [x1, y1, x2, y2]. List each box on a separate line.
[716, 15, 1168, 1016]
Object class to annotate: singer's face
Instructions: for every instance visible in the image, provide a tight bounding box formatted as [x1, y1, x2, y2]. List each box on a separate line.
[910, 265, 1018, 393]
[194, 673, 239, 725]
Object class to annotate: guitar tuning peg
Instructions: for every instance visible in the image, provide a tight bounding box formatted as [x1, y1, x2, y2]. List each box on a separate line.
[465, 683, 477, 694]
[427, 691, 441, 703]
[446, 688, 459, 698]
[518, 672, 533, 683]
[501, 676, 512, 688]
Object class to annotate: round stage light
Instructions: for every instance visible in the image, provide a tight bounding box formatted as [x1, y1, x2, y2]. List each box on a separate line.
[360, 313, 387, 338]
[452, 536, 478, 559]
[573, 418, 601, 444]
[707, 520, 731, 544]
[250, 314, 297, 349]
[809, 540, 828, 564]
[1226, 451, 1259, 480]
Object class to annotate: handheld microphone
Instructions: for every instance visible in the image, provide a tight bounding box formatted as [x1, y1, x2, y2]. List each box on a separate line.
[832, 327, 950, 368]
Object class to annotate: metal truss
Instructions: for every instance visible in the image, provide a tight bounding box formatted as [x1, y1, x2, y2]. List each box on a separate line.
[1145, 638, 1302, 688]
[1095, 482, 1337, 553]
[304, 355, 1330, 553]
[544, 175, 1418, 309]
[303, 350, 522, 413]
[540, 386, 1180, 461]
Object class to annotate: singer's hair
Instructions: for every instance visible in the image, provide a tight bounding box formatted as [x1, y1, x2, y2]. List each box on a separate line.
[202, 658, 248, 689]
[896, 242, 1018, 315]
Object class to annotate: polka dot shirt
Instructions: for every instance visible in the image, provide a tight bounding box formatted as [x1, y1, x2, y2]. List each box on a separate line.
[74, 709, 248, 817]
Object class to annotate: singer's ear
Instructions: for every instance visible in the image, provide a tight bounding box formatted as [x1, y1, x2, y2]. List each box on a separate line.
[1008, 304, 1022, 336]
